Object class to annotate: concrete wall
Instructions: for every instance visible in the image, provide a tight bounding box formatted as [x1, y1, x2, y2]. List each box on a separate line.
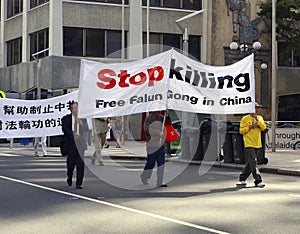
[27, 3, 49, 34]
[63, 2, 128, 30]
[5, 15, 23, 41]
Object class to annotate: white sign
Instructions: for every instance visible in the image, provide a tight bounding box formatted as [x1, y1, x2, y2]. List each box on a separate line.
[268, 128, 300, 150]
[78, 49, 255, 118]
[0, 91, 78, 138]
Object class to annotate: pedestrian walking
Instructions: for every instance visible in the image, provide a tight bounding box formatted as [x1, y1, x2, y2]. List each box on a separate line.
[140, 111, 167, 187]
[104, 117, 112, 148]
[62, 101, 89, 189]
[33, 136, 47, 157]
[91, 118, 108, 165]
[113, 117, 123, 148]
[239, 102, 266, 187]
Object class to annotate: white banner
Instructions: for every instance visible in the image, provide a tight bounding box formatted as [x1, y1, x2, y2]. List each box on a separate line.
[78, 49, 255, 118]
[0, 91, 78, 138]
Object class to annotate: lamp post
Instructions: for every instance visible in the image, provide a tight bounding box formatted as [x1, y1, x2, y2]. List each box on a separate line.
[175, 9, 206, 129]
[31, 48, 49, 100]
[271, 0, 277, 152]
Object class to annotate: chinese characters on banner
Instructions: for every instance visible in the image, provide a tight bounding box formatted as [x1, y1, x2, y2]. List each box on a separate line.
[0, 91, 78, 138]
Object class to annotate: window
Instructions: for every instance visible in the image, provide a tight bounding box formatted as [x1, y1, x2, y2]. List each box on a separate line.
[63, 28, 84, 56]
[30, 29, 49, 60]
[30, 0, 49, 9]
[278, 94, 300, 121]
[163, 33, 181, 51]
[189, 35, 201, 60]
[86, 29, 105, 57]
[7, 38, 22, 66]
[71, 0, 129, 4]
[7, 0, 23, 18]
[183, 0, 201, 10]
[143, 33, 161, 57]
[163, 0, 180, 8]
[106, 30, 122, 58]
[278, 41, 300, 67]
[63, 27, 126, 58]
[142, 0, 161, 7]
[142, 0, 202, 10]
[143, 32, 201, 60]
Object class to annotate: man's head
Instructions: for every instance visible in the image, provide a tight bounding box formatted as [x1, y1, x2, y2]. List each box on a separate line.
[251, 102, 261, 116]
[69, 101, 78, 116]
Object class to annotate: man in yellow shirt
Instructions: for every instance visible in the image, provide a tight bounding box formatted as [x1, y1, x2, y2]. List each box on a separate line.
[239, 103, 266, 187]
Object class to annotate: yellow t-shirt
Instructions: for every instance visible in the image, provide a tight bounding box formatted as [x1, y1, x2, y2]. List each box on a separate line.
[239, 114, 266, 148]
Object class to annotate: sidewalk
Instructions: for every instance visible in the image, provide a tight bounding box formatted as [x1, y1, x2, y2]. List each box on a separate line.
[1, 141, 299, 176]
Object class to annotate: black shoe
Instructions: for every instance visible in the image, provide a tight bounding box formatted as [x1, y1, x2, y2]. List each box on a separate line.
[43, 155, 47, 157]
[140, 175, 149, 185]
[67, 177, 72, 186]
[76, 185, 83, 189]
[157, 184, 168, 187]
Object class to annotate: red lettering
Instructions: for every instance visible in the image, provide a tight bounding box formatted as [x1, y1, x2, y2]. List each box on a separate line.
[96, 66, 164, 89]
[129, 72, 147, 86]
[97, 69, 117, 89]
[118, 70, 130, 88]
[147, 66, 164, 86]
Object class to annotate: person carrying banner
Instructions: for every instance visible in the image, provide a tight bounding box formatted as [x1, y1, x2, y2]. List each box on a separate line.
[238, 102, 266, 187]
[33, 136, 47, 157]
[140, 111, 167, 187]
[91, 118, 108, 165]
[62, 101, 89, 189]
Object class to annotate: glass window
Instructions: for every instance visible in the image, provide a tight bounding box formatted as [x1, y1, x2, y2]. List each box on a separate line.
[183, 0, 201, 10]
[30, 29, 49, 60]
[7, 38, 22, 66]
[163, 34, 181, 51]
[142, 0, 161, 7]
[7, 0, 23, 18]
[278, 41, 300, 67]
[86, 29, 105, 57]
[189, 35, 201, 60]
[163, 0, 180, 8]
[30, 0, 49, 9]
[63, 28, 83, 56]
[106, 30, 122, 58]
[143, 32, 161, 57]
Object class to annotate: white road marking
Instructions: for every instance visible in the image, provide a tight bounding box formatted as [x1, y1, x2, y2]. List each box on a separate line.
[290, 193, 300, 198]
[0, 174, 229, 234]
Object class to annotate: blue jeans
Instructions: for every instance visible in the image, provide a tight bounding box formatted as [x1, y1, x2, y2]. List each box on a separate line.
[141, 146, 165, 185]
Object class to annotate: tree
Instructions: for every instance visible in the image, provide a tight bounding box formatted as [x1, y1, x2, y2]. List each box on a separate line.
[258, 0, 300, 66]
[258, 0, 300, 42]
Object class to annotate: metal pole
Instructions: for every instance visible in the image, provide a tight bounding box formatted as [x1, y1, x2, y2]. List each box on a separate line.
[146, 0, 150, 57]
[121, 0, 125, 61]
[183, 28, 189, 56]
[271, 0, 277, 152]
[182, 27, 189, 129]
[36, 59, 41, 100]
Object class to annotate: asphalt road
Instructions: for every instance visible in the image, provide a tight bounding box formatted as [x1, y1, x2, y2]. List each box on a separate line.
[0, 153, 299, 234]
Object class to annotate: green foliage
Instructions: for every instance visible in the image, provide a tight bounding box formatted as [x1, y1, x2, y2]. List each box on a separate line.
[258, 0, 300, 42]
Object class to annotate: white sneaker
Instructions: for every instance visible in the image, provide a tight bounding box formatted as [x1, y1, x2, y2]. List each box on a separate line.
[255, 182, 265, 187]
[240, 181, 247, 185]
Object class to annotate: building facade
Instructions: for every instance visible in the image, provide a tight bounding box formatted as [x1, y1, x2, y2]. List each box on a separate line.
[0, 0, 299, 123]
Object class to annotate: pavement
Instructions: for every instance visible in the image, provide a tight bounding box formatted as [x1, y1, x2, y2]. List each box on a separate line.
[1, 140, 299, 177]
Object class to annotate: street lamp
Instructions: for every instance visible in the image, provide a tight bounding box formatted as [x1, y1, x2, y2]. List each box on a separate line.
[32, 48, 49, 100]
[175, 9, 206, 128]
[229, 41, 268, 70]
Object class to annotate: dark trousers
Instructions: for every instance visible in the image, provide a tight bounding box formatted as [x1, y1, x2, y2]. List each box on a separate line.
[141, 146, 165, 185]
[67, 141, 85, 186]
[239, 147, 262, 184]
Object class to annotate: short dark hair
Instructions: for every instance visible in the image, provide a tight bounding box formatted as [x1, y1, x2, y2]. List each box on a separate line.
[69, 101, 78, 110]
